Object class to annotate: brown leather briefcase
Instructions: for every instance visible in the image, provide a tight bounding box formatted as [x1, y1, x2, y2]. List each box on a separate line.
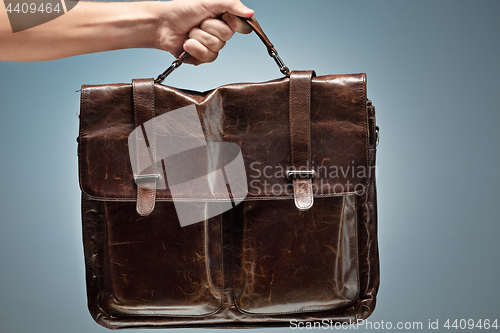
[78, 17, 379, 329]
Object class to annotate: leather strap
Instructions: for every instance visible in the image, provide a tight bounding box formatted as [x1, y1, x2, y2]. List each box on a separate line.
[132, 78, 157, 216]
[243, 17, 276, 56]
[289, 70, 316, 211]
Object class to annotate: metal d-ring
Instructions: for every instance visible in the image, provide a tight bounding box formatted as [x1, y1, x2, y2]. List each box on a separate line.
[270, 50, 290, 77]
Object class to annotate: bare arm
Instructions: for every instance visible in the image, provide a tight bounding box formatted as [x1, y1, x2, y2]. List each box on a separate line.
[0, 0, 254, 63]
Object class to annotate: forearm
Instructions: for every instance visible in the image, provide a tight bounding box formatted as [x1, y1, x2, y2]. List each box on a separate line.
[0, 1, 163, 61]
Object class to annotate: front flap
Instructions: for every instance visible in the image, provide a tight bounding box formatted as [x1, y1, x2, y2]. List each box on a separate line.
[78, 73, 370, 201]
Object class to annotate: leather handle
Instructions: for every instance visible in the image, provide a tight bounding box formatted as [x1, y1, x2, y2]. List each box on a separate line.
[243, 17, 276, 56]
[155, 16, 289, 83]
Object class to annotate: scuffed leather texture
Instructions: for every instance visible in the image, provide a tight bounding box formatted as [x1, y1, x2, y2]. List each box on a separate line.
[79, 74, 369, 200]
[79, 74, 379, 329]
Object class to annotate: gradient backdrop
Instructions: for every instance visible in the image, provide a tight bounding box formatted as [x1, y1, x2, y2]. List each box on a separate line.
[1, 0, 499, 332]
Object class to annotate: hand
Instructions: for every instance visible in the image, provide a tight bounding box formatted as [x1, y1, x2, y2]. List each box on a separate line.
[0, 0, 254, 62]
[153, 0, 254, 65]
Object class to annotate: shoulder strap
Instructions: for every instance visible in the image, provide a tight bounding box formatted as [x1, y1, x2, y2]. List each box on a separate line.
[288, 70, 316, 211]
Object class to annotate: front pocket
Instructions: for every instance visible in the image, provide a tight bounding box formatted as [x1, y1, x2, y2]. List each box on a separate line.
[102, 201, 223, 317]
[234, 196, 359, 314]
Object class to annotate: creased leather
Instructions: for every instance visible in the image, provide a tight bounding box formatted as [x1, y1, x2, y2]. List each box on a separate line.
[79, 74, 369, 201]
[79, 73, 379, 329]
[354, 101, 380, 320]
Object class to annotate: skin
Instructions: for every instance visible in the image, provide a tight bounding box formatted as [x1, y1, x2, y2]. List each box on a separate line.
[0, 0, 254, 64]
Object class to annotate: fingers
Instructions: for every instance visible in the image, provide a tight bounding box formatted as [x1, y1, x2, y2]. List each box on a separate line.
[157, 0, 254, 62]
[181, 1, 254, 65]
[189, 27, 226, 52]
[183, 17, 243, 65]
[200, 18, 234, 42]
[183, 38, 218, 65]
[221, 12, 253, 34]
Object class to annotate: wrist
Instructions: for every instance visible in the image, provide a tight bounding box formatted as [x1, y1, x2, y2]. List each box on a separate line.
[107, 1, 162, 51]
[73, 1, 163, 52]
[142, 0, 178, 54]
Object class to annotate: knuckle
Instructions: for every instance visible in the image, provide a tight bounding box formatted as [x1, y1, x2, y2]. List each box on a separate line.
[207, 52, 218, 63]
[198, 48, 211, 62]
[188, 28, 199, 39]
[222, 13, 235, 26]
[207, 36, 220, 50]
[221, 29, 234, 42]
[200, 18, 213, 31]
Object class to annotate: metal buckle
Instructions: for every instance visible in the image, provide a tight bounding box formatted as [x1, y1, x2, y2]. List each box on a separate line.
[134, 174, 160, 182]
[286, 169, 316, 180]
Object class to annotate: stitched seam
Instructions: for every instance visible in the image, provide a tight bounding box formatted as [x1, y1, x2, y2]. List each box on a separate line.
[305, 74, 313, 209]
[290, 72, 314, 210]
[219, 214, 223, 295]
[133, 80, 156, 215]
[146, 190, 155, 213]
[133, 80, 142, 214]
[107, 306, 222, 317]
[289, 74, 295, 166]
[362, 74, 369, 183]
[231, 207, 237, 300]
[307, 73, 311, 162]
[78, 88, 88, 199]
[304, 180, 313, 209]
[145, 80, 156, 214]
[79, 190, 367, 201]
[234, 299, 354, 316]
[353, 196, 361, 312]
[293, 179, 301, 208]
[102, 202, 113, 316]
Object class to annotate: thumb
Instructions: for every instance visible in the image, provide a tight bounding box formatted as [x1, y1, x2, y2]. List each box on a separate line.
[204, 0, 254, 18]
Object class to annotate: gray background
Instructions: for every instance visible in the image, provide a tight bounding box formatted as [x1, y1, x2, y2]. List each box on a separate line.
[1, 0, 499, 332]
